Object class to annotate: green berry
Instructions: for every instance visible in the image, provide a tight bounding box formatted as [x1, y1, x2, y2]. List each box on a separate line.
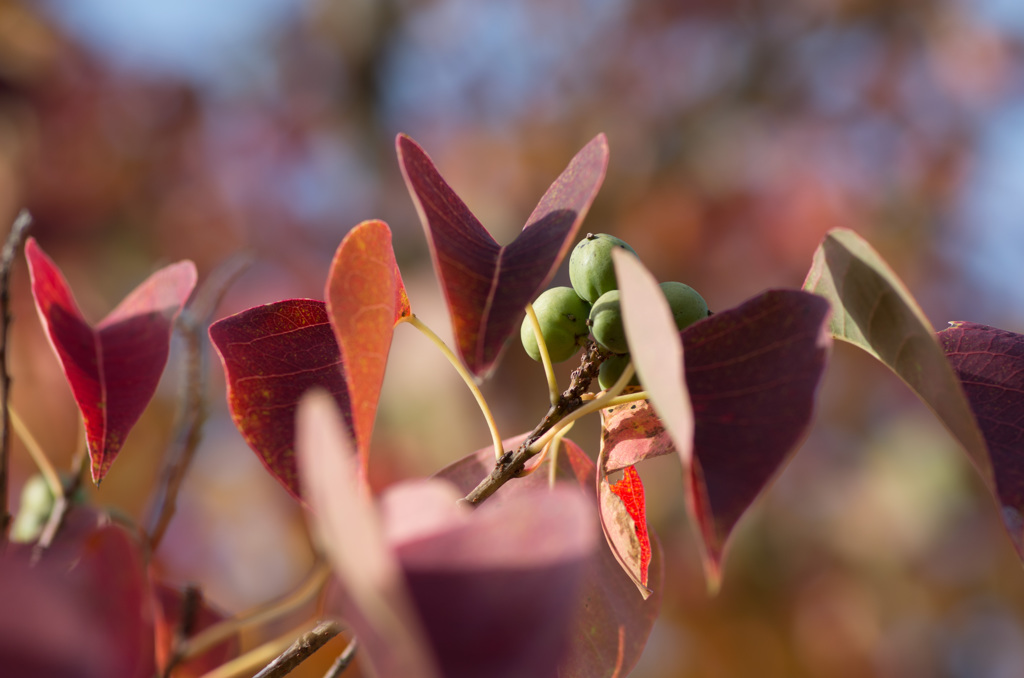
[520, 287, 591, 363]
[589, 289, 629, 354]
[598, 354, 640, 391]
[569, 233, 638, 303]
[660, 282, 708, 332]
[10, 474, 55, 543]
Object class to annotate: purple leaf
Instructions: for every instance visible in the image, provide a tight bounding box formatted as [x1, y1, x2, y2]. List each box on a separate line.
[614, 251, 830, 588]
[938, 322, 1024, 556]
[435, 435, 662, 678]
[396, 485, 595, 678]
[301, 399, 598, 678]
[397, 134, 608, 377]
[683, 289, 831, 588]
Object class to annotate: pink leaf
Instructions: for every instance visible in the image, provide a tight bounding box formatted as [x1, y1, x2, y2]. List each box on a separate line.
[326, 220, 411, 475]
[398, 134, 608, 377]
[209, 299, 352, 501]
[26, 238, 196, 484]
[600, 395, 675, 472]
[613, 248, 695, 469]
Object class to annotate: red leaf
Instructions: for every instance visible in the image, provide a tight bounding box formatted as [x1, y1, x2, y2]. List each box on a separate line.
[683, 289, 831, 588]
[68, 524, 156, 678]
[326, 220, 411, 476]
[153, 584, 238, 678]
[601, 465, 652, 596]
[209, 299, 352, 501]
[26, 238, 197, 484]
[397, 134, 608, 377]
[435, 435, 662, 678]
[938, 322, 1024, 556]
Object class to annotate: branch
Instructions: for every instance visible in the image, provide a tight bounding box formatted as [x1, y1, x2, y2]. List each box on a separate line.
[147, 253, 251, 551]
[0, 209, 32, 540]
[461, 340, 607, 506]
[252, 621, 342, 678]
[322, 637, 358, 678]
[160, 584, 202, 678]
[175, 560, 330, 665]
[31, 437, 86, 563]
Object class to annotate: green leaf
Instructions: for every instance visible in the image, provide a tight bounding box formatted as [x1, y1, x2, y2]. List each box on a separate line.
[803, 228, 992, 486]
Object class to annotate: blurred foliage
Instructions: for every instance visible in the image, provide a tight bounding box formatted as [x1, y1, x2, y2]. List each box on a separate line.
[3, 0, 1024, 675]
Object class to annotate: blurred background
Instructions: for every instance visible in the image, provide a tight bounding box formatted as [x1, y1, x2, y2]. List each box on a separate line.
[3, 0, 1024, 676]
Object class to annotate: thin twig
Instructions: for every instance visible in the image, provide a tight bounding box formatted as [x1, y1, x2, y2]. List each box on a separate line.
[322, 637, 358, 678]
[0, 209, 32, 540]
[460, 340, 608, 506]
[160, 584, 202, 678]
[31, 445, 86, 563]
[147, 253, 251, 551]
[8, 404, 63, 500]
[523, 302, 560, 406]
[176, 560, 331, 666]
[199, 621, 331, 678]
[403, 314, 504, 460]
[252, 621, 342, 678]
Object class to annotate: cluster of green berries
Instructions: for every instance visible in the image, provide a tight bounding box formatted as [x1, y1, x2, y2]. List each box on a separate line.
[520, 233, 709, 390]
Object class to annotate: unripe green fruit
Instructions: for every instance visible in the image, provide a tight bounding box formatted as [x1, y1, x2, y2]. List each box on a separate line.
[10, 474, 55, 543]
[520, 287, 591, 363]
[598, 354, 640, 391]
[589, 290, 629, 354]
[569, 233, 638, 303]
[660, 281, 709, 332]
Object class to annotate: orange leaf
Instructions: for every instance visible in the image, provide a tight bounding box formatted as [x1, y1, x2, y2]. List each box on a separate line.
[326, 220, 411, 476]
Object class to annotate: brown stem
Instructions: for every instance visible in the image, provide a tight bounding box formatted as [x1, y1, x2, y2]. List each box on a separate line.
[31, 446, 86, 563]
[0, 210, 32, 541]
[322, 637, 358, 678]
[461, 340, 607, 506]
[174, 560, 331, 667]
[146, 253, 251, 551]
[160, 584, 202, 678]
[252, 620, 342, 678]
